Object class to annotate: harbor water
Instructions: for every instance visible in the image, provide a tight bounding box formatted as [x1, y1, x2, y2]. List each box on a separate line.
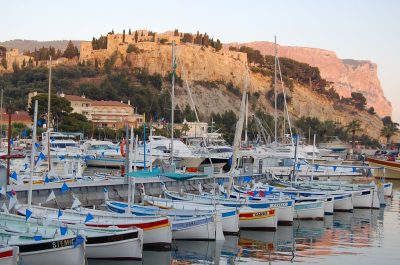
[87, 180, 400, 265]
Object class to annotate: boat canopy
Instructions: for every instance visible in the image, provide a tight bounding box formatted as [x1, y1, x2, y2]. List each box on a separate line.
[126, 168, 205, 180]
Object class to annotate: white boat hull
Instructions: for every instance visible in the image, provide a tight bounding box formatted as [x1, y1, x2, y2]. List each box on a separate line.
[19, 243, 85, 265]
[324, 198, 334, 215]
[172, 218, 216, 240]
[273, 204, 294, 225]
[333, 195, 353, 212]
[0, 246, 18, 265]
[87, 158, 123, 167]
[87, 230, 143, 260]
[294, 201, 325, 220]
[221, 212, 240, 234]
[352, 191, 374, 209]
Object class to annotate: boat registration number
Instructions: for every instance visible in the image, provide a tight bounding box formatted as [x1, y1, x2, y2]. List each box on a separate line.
[52, 239, 73, 249]
[269, 203, 288, 208]
[254, 212, 267, 217]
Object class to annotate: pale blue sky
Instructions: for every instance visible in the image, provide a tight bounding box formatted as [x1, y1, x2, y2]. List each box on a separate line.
[1, 0, 399, 122]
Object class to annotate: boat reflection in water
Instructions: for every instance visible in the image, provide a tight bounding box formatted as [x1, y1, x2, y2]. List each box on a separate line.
[87, 208, 384, 265]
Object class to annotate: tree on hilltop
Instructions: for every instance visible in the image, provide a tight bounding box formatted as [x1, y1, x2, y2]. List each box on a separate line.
[134, 31, 138, 43]
[129, 28, 131, 35]
[123, 29, 126, 42]
[215, 39, 222, 51]
[174, 29, 179, 36]
[63, 41, 79, 59]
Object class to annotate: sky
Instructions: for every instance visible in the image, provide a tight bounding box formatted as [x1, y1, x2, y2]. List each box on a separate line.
[1, 0, 399, 122]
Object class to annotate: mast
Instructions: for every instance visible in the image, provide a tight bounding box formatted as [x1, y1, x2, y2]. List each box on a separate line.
[0, 89, 3, 148]
[244, 93, 248, 145]
[28, 100, 38, 207]
[149, 122, 153, 172]
[6, 101, 12, 184]
[274, 36, 278, 144]
[227, 78, 248, 193]
[170, 41, 176, 164]
[47, 56, 52, 171]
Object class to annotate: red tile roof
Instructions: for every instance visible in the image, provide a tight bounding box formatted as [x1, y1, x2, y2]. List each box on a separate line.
[63, 95, 92, 102]
[91, 100, 131, 107]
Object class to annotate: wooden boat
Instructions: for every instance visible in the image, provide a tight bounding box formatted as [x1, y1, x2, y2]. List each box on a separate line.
[1, 211, 143, 260]
[106, 198, 239, 234]
[0, 229, 85, 265]
[105, 201, 224, 241]
[164, 190, 294, 225]
[16, 204, 171, 249]
[368, 157, 400, 180]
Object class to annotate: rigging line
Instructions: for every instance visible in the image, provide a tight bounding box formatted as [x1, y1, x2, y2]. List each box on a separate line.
[276, 56, 294, 147]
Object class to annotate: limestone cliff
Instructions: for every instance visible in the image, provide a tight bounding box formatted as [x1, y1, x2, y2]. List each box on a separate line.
[115, 42, 383, 139]
[227, 41, 392, 118]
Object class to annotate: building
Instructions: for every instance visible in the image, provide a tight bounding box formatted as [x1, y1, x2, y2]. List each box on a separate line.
[0, 111, 33, 127]
[61, 94, 93, 119]
[27, 91, 144, 129]
[79, 30, 181, 64]
[2, 48, 33, 71]
[91, 100, 141, 129]
[180, 120, 208, 137]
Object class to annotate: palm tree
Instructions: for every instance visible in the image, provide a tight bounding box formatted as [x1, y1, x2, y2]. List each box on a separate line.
[346, 120, 361, 153]
[380, 123, 399, 146]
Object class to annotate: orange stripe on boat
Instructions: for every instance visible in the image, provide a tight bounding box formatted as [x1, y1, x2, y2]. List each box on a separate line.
[239, 209, 275, 220]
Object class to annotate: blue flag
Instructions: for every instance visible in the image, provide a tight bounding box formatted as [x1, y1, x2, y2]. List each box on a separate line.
[315, 164, 320, 171]
[115, 147, 119, 153]
[24, 163, 28, 170]
[60, 183, 69, 193]
[58, 209, 63, 218]
[296, 163, 301, 170]
[44, 175, 49, 183]
[73, 235, 85, 248]
[34, 142, 40, 149]
[60, 226, 68, 236]
[103, 187, 108, 193]
[352, 167, 357, 173]
[333, 166, 337, 172]
[10, 172, 18, 181]
[10, 139, 14, 145]
[38, 152, 46, 160]
[84, 213, 94, 223]
[59, 155, 65, 160]
[26, 209, 33, 221]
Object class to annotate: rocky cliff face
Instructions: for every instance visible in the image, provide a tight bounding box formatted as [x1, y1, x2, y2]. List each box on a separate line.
[120, 42, 384, 139]
[227, 41, 392, 118]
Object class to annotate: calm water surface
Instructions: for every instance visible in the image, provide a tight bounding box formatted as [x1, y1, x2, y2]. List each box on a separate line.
[88, 180, 400, 265]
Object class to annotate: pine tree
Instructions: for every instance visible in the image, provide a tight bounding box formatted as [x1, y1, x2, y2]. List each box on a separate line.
[134, 31, 138, 43]
[63, 40, 79, 59]
[129, 28, 131, 35]
[22, 58, 26, 67]
[215, 39, 222, 51]
[111, 29, 114, 34]
[123, 29, 125, 42]
[174, 29, 179, 36]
